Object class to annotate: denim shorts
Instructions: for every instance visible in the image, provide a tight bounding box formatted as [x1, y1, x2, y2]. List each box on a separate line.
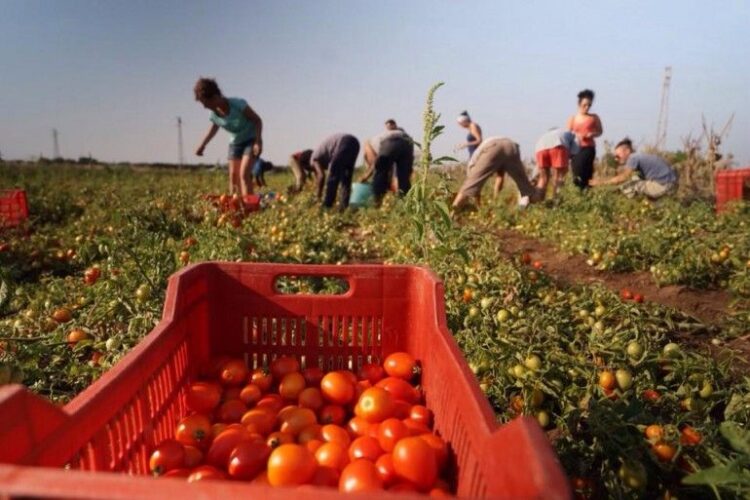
[228, 138, 255, 160]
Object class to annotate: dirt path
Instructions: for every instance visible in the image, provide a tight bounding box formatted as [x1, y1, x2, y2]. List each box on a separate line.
[494, 229, 732, 325]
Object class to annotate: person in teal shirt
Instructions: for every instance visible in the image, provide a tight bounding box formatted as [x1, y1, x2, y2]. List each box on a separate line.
[194, 77, 263, 195]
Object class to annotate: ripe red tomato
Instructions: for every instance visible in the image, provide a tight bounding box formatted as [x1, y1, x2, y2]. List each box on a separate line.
[620, 289, 633, 300]
[532, 260, 544, 270]
[266, 431, 295, 449]
[642, 389, 661, 402]
[186, 381, 221, 414]
[240, 408, 276, 435]
[391, 400, 412, 420]
[67, 328, 88, 347]
[358, 362, 386, 384]
[175, 413, 212, 448]
[348, 436, 384, 462]
[83, 266, 101, 285]
[409, 405, 433, 428]
[346, 416, 372, 439]
[162, 468, 191, 478]
[383, 352, 418, 381]
[250, 369, 273, 393]
[228, 440, 271, 480]
[279, 407, 317, 436]
[183, 445, 203, 468]
[149, 439, 186, 475]
[217, 399, 247, 423]
[205, 427, 256, 468]
[392, 436, 438, 491]
[256, 393, 284, 414]
[355, 387, 394, 423]
[633, 293, 644, 303]
[219, 359, 249, 386]
[319, 404, 346, 425]
[267, 444, 317, 486]
[239, 383, 262, 406]
[403, 418, 431, 436]
[279, 372, 306, 401]
[187, 465, 226, 482]
[521, 252, 532, 265]
[298, 387, 324, 411]
[321, 372, 355, 405]
[680, 426, 702, 446]
[52, 308, 72, 323]
[377, 418, 410, 452]
[375, 453, 398, 487]
[419, 433, 448, 472]
[302, 366, 325, 386]
[312, 466, 341, 487]
[375, 377, 420, 405]
[270, 356, 301, 380]
[339, 459, 384, 493]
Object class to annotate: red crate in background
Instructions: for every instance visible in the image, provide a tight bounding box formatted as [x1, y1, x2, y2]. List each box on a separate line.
[0, 263, 570, 499]
[715, 168, 750, 212]
[0, 189, 28, 228]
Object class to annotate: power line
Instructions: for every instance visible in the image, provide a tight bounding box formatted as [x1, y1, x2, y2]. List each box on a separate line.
[655, 66, 672, 150]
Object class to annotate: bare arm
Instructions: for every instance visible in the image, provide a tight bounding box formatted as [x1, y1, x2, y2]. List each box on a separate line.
[360, 142, 377, 182]
[468, 123, 483, 146]
[196, 123, 219, 155]
[590, 167, 633, 186]
[243, 105, 263, 156]
[591, 114, 603, 138]
[312, 160, 326, 200]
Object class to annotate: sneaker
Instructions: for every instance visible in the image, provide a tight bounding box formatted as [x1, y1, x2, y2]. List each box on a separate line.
[518, 195, 530, 209]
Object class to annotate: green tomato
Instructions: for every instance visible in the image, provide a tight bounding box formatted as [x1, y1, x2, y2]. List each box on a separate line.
[135, 284, 152, 303]
[594, 305, 606, 317]
[663, 343, 680, 358]
[536, 410, 550, 428]
[615, 369, 633, 390]
[699, 382, 714, 399]
[512, 364, 527, 378]
[618, 461, 647, 490]
[496, 309, 510, 323]
[524, 355, 542, 371]
[626, 341, 643, 359]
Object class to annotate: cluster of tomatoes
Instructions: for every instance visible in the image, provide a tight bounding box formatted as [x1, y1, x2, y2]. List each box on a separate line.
[149, 352, 453, 495]
[618, 288, 644, 303]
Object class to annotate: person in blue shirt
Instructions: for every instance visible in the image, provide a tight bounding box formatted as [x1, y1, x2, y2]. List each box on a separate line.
[455, 111, 483, 160]
[194, 78, 263, 195]
[590, 138, 677, 199]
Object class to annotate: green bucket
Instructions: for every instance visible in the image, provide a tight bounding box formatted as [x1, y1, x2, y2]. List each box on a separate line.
[349, 182, 374, 207]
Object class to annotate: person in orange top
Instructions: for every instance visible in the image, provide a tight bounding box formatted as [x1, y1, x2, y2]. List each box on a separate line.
[566, 89, 603, 190]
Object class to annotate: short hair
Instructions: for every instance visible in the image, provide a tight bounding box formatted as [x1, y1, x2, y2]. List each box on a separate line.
[615, 137, 634, 150]
[385, 119, 397, 127]
[577, 89, 595, 103]
[194, 77, 222, 100]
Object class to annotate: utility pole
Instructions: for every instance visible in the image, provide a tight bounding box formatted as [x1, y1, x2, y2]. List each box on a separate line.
[655, 66, 672, 150]
[177, 117, 184, 168]
[52, 128, 60, 159]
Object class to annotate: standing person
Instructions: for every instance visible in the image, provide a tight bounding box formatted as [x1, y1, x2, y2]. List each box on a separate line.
[194, 77, 263, 196]
[590, 138, 677, 199]
[311, 133, 360, 209]
[371, 131, 415, 202]
[455, 111, 483, 160]
[566, 89, 603, 190]
[452, 137, 542, 209]
[534, 127, 580, 198]
[289, 149, 313, 193]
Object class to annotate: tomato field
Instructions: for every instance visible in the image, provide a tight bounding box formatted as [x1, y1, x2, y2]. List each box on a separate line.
[1, 115, 750, 496]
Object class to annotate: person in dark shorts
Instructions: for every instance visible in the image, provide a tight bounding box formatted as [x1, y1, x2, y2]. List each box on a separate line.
[289, 149, 313, 193]
[452, 137, 542, 209]
[311, 133, 360, 209]
[371, 132, 414, 203]
[534, 127, 580, 198]
[252, 158, 273, 188]
[567, 89, 603, 190]
[194, 77, 263, 195]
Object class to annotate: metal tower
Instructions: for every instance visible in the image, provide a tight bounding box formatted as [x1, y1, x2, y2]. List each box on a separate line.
[655, 66, 672, 150]
[177, 117, 184, 168]
[52, 128, 60, 159]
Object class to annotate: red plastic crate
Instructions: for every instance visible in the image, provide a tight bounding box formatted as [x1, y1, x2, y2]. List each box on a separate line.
[203, 193, 261, 213]
[0, 189, 29, 228]
[0, 263, 570, 499]
[715, 167, 750, 212]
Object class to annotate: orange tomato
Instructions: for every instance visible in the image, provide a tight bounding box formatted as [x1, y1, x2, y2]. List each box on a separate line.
[680, 426, 702, 446]
[186, 382, 222, 413]
[383, 352, 417, 380]
[315, 441, 350, 471]
[348, 436, 384, 462]
[241, 408, 276, 436]
[598, 371, 616, 391]
[355, 387, 395, 423]
[652, 442, 677, 462]
[267, 444, 317, 486]
[305, 439, 324, 454]
[644, 424, 664, 441]
[175, 414, 212, 448]
[392, 436, 438, 491]
[339, 459, 384, 493]
[279, 372, 306, 401]
[375, 453, 398, 487]
[298, 424, 322, 444]
[279, 407, 317, 435]
[320, 424, 352, 448]
[358, 362, 386, 384]
[266, 431, 295, 449]
[377, 418, 410, 453]
[321, 372, 355, 405]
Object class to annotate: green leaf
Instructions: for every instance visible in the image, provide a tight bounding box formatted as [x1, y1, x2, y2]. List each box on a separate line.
[432, 156, 458, 164]
[683, 463, 750, 486]
[720, 421, 750, 455]
[0, 278, 8, 309]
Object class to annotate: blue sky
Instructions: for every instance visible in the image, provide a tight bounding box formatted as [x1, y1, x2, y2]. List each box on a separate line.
[1, 0, 748, 165]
